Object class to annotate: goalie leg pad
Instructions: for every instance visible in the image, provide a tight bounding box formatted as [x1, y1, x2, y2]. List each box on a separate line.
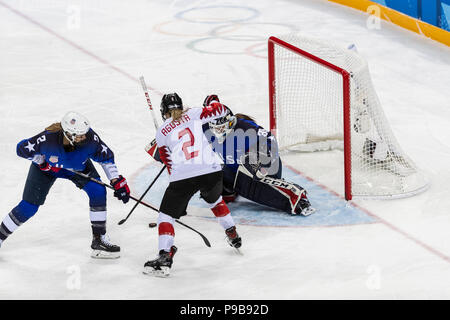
[234, 165, 308, 214]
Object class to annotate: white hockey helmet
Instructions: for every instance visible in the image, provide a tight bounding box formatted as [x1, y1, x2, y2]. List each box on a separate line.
[61, 111, 90, 145]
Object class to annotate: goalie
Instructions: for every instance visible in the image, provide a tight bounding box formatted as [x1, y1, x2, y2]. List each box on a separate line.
[201, 95, 315, 216]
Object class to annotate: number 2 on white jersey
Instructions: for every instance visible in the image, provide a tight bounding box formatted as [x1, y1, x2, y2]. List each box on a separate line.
[178, 128, 199, 160]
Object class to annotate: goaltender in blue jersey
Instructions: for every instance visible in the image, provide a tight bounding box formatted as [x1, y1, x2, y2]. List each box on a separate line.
[201, 94, 315, 216]
[146, 95, 315, 216]
[0, 111, 131, 258]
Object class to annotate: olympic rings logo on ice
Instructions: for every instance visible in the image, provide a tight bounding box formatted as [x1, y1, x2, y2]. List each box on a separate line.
[175, 5, 260, 24]
[152, 5, 299, 58]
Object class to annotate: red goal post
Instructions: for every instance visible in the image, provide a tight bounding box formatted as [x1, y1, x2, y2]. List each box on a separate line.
[268, 36, 353, 200]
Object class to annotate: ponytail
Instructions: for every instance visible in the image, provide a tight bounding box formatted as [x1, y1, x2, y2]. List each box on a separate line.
[235, 113, 255, 122]
[45, 122, 62, 133]
[45, 122, 72, 147]
[170, 109, 184, 121]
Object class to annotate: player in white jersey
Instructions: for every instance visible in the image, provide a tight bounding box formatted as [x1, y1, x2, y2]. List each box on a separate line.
[143, 93, 242, 277]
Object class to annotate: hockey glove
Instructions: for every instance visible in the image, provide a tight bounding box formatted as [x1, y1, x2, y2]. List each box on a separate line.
[203, 94, 220, 107]
[39, 161, 62, 173]
[111, 175, 130, 204]
[145, 139, 162, 163]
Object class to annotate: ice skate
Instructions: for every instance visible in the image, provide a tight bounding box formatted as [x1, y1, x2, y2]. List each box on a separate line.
[91, 234, 120, 259]
[225, 226, 242, 255]
[143, 246, 177, 277]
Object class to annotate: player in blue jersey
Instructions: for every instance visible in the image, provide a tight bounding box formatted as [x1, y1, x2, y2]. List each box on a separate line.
[202, 95, 315, 216]
[0, 111, 130, 258]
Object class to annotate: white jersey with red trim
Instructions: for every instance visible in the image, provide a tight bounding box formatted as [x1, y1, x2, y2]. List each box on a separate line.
[155, 103, 227, 182]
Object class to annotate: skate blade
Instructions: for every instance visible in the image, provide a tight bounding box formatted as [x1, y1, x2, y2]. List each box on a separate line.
[143, 266, 170, 277]
[226, 239, 243, 255]
[91, 250, 120, 259]
[233, 247, 243, 255]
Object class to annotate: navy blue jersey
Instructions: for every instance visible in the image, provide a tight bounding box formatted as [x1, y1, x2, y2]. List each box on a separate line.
[204, 118, 279, 174]
[17, 128, 115, 171]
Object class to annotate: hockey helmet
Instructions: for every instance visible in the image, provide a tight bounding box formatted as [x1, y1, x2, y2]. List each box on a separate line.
[209, 105, 236, 144]
[61, 111, 90, 146]
[160, 93, 183, 120]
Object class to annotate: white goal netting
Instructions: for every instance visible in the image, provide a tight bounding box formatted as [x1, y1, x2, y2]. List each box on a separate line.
[270, 34, 428, 199]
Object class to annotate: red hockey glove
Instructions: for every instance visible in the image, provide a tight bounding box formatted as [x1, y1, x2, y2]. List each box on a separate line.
[111, 175, 130, 204]
[145, 139, 162, 163]
[39, 161, 61, 173]
[203, 94, 220, 107]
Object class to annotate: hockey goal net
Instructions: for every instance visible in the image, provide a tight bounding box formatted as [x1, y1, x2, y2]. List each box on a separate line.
[268, 34, 428, 200]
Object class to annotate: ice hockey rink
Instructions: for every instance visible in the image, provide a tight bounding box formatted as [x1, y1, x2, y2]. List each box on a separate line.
[1, 0, 450, 299]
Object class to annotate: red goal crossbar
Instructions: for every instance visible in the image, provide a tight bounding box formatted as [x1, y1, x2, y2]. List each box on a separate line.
[268, 36, 353, 200]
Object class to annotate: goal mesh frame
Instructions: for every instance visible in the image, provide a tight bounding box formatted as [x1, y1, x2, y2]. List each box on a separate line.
[269, 36, 353, 200]
[268, 36, 428, 200]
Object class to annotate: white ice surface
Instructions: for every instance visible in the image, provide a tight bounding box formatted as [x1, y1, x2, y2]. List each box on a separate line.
[1, 0, 450, 299]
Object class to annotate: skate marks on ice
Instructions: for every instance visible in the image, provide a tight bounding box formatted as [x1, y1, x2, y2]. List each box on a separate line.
[133, 164, 376, 228]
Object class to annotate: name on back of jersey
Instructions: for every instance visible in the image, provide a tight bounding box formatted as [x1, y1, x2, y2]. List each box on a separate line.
[161, 114, 191, 136]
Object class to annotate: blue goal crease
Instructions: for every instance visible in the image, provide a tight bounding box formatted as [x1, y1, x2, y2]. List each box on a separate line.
[133, 164, 376, 228]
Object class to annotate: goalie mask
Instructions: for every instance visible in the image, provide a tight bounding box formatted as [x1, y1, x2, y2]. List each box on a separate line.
[209, 106, 236, 144]
[160, 93, 183, 120]
[60, 111, 90, 146]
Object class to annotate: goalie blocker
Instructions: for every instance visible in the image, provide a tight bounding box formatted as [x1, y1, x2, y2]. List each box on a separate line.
[235, 157, 315, 216]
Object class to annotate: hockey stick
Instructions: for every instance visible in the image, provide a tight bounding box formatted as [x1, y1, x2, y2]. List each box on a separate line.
[118, 164, 166, 225]
[115, 75, 167, 224]
[66, 169, 211, 247]
[139, 75, 159, 131]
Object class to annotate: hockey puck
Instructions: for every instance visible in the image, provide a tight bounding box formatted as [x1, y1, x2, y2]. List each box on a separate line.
[149, 223, 157, 228]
